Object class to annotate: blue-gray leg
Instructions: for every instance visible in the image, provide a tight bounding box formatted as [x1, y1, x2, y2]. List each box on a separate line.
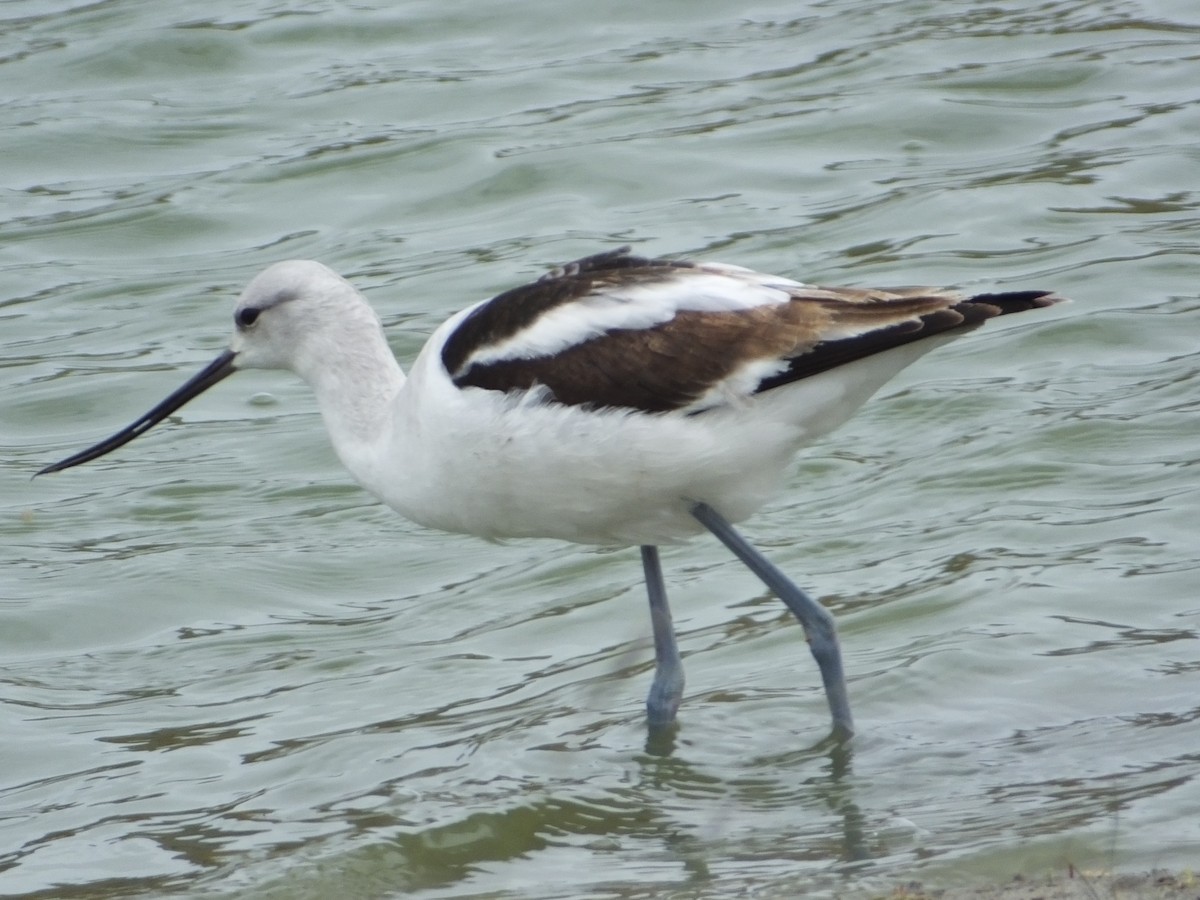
[690, 502, 854, 740]
[641, 545, 684, 728]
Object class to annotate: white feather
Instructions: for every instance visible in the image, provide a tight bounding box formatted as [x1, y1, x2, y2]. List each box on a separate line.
[458, 270, 795, 371]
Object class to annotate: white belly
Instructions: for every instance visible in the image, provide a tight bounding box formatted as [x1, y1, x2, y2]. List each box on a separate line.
[353, 340, 944, 547]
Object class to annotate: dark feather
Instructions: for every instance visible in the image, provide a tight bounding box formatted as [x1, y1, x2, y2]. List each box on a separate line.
[756, 290, 1060, 391]
[441, 249, 1062, 414]
[441, 247, 693, 377]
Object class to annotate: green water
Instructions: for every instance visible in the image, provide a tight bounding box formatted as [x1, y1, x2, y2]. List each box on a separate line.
[3, 0, 1199, 897]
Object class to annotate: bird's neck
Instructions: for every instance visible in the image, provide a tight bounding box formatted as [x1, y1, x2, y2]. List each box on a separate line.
[301, 327, 406, 487]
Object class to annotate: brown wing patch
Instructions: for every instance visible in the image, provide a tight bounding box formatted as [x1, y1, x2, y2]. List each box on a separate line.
[453, 302, 828, 412]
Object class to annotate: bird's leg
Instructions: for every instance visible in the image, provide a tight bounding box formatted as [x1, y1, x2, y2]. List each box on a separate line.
[641, 545, 684, 729]
[689, 502, 854, 740]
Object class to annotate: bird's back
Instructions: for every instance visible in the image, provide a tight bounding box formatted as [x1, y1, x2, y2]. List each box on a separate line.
[383, 248, 1061, 546]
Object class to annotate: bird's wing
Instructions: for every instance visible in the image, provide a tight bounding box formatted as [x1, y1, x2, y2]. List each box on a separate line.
[440, 247, 1056, 414]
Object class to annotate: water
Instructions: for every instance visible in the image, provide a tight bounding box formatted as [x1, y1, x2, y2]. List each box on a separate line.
[3, 0, 1199, 896]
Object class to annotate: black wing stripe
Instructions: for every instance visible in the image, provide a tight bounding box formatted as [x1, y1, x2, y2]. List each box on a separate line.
[440, 247, 695, 376]
[754, 290, 1058, 393]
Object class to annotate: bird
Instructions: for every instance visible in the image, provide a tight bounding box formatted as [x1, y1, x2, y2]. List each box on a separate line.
[38, 245, 1063, 741]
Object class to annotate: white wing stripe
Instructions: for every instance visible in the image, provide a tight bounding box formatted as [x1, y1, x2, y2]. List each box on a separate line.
[457, 272, 795, 372]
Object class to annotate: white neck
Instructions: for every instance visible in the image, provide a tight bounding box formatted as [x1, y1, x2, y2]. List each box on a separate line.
[301, 325, 406, 488]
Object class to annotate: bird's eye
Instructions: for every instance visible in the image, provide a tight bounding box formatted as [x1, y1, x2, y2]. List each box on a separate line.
[236, 307, 261, 328]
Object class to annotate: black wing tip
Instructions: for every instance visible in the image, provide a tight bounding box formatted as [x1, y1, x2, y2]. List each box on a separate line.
[755, 287, 1064, 394]
[966, 289, 1067, 315]
[1031, 291, 1068, 308]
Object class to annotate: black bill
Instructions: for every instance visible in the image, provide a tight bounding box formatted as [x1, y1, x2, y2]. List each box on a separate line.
[38, 349, 239, 475]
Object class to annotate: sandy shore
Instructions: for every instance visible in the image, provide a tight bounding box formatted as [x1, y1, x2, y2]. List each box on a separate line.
[862, 870, 1198, 900]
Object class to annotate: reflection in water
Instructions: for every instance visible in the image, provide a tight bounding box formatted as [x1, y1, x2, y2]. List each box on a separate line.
[642, 727, 869, 867]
